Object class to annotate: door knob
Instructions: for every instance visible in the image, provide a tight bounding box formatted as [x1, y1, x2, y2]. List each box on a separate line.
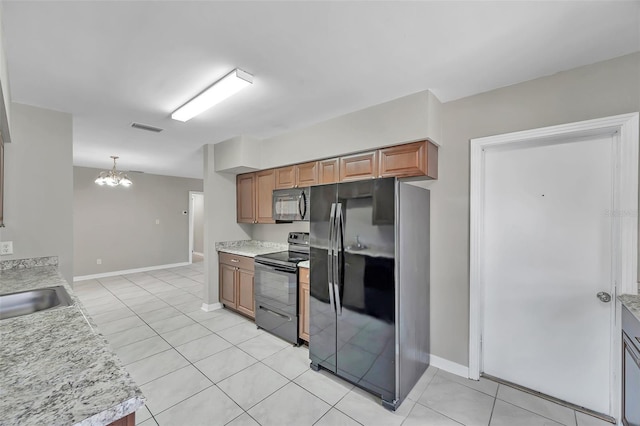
[596, 291, 612, 303]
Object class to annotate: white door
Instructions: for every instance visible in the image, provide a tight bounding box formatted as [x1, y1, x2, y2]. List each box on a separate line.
[482, 134, 614, 415]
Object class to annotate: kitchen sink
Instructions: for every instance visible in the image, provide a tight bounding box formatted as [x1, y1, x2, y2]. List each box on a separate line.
[0, 286, 73, 320]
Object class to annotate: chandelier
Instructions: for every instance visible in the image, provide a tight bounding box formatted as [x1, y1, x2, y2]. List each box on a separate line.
[94, 156, 132, 187]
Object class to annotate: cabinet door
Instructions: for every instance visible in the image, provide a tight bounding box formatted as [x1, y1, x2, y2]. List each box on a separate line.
[255, 169, 275, 224]
[236, 173, 255, 223]
[275, 166, 295, 189]
[339, 151, 378, 182]
[318, 158, 339, 184]
[236, 268, 255, 318]
[299, 267, 310, 342]
[296, 161, 318, 187]
[219, 263, 237, 308]
[378, 140, 438, 179]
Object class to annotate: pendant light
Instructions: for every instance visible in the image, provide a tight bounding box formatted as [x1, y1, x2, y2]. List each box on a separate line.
[94, 156, 132, 187]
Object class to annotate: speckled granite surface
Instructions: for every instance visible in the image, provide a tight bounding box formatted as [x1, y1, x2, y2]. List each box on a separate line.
[215, 240, 287, 257]
[298, 260, 310, 268]
[619, 294, 640, 323]
[0, 255, 58, 270]
[0, 265, 144, 426]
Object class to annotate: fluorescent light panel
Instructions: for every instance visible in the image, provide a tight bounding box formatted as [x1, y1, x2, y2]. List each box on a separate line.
[171, 68, 253, 122]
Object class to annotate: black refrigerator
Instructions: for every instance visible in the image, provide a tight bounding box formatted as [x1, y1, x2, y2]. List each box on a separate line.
[309, 177, 430, 410]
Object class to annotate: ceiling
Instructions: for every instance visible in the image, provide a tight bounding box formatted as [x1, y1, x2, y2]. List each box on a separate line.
[3, 1, 639, 179]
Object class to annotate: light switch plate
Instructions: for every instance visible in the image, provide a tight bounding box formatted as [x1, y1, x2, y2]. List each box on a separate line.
[0, 241, 14, 255]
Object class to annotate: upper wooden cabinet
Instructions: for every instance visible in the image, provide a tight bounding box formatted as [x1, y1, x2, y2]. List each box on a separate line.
[318, 158, 339, 184]
[255, 170, 275, 224]
[378, 140, 438, 179]
[275, 162, 319, 189]
[237, 170, 275, 224]
[339, 151, 378, 182]
[236, 173, 255, 223]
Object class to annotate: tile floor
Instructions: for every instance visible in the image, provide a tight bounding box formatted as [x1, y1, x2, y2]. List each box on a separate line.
[74, 264, 611, 426]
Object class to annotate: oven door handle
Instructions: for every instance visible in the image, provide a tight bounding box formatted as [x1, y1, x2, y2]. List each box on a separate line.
[254, 261, 297, 273]
[258, 305, 292, 321]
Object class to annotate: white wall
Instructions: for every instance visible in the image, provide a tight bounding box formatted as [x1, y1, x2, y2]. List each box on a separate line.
[74, 167, 203, 277]
[0, 3, 12, 140]
[1, 103, 73, 281]
[192, 192, 204, 253]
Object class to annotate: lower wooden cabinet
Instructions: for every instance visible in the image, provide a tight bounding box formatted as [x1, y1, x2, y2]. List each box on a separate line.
[299, 266, 310, 342]
[107, 412, 135, 426]
[218, 252, 255, 318]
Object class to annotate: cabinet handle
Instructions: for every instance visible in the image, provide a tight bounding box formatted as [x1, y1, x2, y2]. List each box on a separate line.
[231, 259, 239, 263]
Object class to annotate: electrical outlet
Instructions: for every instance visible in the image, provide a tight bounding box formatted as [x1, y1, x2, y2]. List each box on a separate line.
[0, 241, 13, 255]
[155, 219, 160, 225]
[96, 259, 102, 265]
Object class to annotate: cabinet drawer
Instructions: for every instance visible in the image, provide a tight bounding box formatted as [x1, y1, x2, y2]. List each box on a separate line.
[218, 252, 254, 271]
[299, 267, 310, 284]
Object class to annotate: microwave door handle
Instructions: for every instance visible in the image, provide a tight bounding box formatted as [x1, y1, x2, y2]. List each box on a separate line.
[300, 190, 307, 219]
[334, 203, 343, 316]
[298, 192, 304, 219]
[327, 203, 336, 312]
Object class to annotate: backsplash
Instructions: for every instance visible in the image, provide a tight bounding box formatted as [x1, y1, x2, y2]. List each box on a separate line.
[0, 256, 59, 271]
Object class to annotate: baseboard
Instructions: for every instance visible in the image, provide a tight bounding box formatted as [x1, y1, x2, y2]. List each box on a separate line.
[192, 251, 204, 256]
[73, 262, 190, 282]
[201, 302, 223, 312]
[429, 354, 470, 379]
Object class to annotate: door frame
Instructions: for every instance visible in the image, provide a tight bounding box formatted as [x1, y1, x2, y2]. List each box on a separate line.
[469, 113, 639, 419]
[188, 191, 204, 264]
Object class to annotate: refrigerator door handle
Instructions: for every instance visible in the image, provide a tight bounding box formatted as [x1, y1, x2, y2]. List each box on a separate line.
[334, 203, 343, 316]
[327, 203, 336, 312]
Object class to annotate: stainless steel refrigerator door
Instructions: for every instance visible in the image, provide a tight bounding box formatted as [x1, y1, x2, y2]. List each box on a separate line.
[334, 178, 396, 402]
[309, 184, 338, 372]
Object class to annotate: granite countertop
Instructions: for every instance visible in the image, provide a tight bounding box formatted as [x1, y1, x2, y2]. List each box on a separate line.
[216, 240, 288, 257]
[298, 260, 310, 268]
[619, 294, 640, 323]
[0, 266, 144, 426]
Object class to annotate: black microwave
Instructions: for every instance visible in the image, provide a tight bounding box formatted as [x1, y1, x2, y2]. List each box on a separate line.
[272, 187, 310, 222]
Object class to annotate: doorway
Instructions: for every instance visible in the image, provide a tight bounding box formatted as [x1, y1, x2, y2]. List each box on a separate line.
[469, 113, 638, 421]
[189, 191, 204, 264]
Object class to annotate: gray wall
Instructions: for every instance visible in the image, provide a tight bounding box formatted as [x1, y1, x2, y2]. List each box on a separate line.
[1, 103, 73, 281]
[73, 166, 203, 277]
[427, 52, 640, 366]
[192, 192, 204, 254]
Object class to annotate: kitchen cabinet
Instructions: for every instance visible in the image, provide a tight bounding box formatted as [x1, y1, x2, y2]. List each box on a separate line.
[339, 151, 378, 182]
[236, 170, 275, 224]
[299, 266, 310, 343]
[107, 413, 135, 426]
[378, 140, 438, 179]
[318, 158, 339, 184]
[219, 252, 255, 318]
[275, 161, 319, 189]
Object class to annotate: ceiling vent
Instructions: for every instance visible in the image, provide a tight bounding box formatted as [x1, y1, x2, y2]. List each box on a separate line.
[130, 122, 163, 133]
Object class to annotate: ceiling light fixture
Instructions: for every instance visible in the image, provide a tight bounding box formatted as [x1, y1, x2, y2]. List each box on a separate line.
[94, 156, 132, 187]
[171, 68, 253, 122]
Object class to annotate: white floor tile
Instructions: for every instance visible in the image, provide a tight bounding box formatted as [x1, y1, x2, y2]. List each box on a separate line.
[160, 323, 212, 347]
[175, 333, 232, 362]
[199, 312, 248, 332]
[236, 333, 289, 360]
[215, 322, 264, 345]
[575, 412, 610, 426]
[418, 375, 494, 426]
[137, 306, 182, 323]
[262, 345, 311, 379]
[225, 413, 260, 426]
[129, 299, 170, 314]
[334, 387, 414, 426]
[154, 386, 243, 426]
[91, 307, 136, 326]
[99, 315, 146, 336]
[403, 403, 463, 426]
[294, 369, 353, 406]
[437, 369, 499, 397]
[217, 363, 288, 410]
[497, 385, 576, 426]
[248, 382, 330, 426]
[406, 365, 438, 401]
[314, 408, 363, 426]
[124, 349, 190, 385]
[115, 335, 171, 365]
[140, 365, 212, 414]
[148, 314, 196, 334]
[109, 325, 157, 349]
[194, 346, 258, 383]
[135, 406, 152, 424]
[491, 399, 563, 426]
[137, 418, 157, 426]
